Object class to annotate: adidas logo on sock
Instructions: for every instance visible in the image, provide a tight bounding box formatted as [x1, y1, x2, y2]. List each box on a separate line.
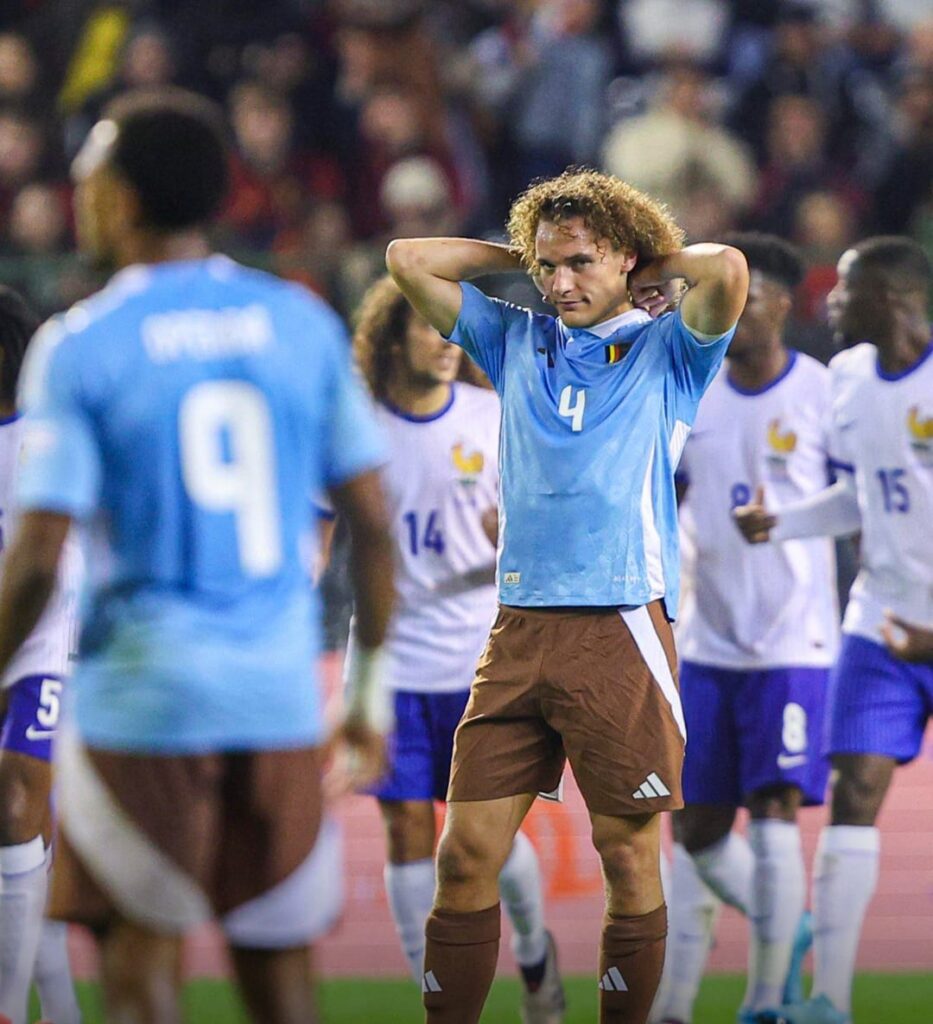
[599, 966, 628, 992]
[632, 772, 671, 800]
[422, 970, 442, 994]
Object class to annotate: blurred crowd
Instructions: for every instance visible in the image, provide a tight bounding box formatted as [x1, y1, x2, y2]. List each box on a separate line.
[0, 0, 931, 346]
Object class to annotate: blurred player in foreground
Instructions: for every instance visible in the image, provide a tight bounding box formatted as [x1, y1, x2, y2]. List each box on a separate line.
[735, 236, 933, 1024]
[0, 88, 394, 1024]
[351, 276, 564, 1022]
[0, 288, 82, 1024]
[389, 168, 749, 1024]
[655, 235, 836, 1024]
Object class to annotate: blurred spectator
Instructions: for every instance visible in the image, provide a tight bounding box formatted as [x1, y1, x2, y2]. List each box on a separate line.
[222, 80, 342, 250]
[0, 32, 42, 110]
[603, 61, 755, 235]
[0, 108, 48, 216]
[380, 155, 461, 239]
[5, 181, 69, 256]
[750, 94, 863, 235]
[728, 3, 879, 166]
[618, 0, 729, 68]
[792, 189, 857, 324]
[871, 67, 933, 234]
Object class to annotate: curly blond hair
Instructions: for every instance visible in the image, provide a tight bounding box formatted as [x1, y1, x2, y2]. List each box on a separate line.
[506, 168, 685, 272]
[353, 275, 490, 399]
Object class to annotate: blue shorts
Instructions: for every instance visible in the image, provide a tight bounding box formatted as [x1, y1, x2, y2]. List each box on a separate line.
[826, 634, 933, 763]
[370, 689, 470, 802]
[681, 661, 830, 807]
[0, 674, 64, 763]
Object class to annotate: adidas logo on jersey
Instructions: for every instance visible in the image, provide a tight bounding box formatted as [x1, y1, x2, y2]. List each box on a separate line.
[632, 772, 671, 800]
[599, 966, 628, 991]
[422, 970, 442, 993]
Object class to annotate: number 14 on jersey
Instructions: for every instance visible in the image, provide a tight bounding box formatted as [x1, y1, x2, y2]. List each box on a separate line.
[403, 510, 445, 556]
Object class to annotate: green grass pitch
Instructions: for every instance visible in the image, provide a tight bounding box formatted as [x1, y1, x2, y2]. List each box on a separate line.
[43, 973, 933, 1022]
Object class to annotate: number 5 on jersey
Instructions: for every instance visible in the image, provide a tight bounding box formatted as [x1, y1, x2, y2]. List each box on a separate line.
[559, 385, 586, 432]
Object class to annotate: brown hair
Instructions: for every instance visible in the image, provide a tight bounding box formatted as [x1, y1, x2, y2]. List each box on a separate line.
[352, 275, 490, 399]
[506, 167, 685, 272]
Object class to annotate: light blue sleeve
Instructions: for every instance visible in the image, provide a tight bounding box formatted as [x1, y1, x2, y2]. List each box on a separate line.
[447, 282, 527, 392]
[16, 322, 102, 519]
[320, 321, 386, 488]
[667, 309, 734, 403]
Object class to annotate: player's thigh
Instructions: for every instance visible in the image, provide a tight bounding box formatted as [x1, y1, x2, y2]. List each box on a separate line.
[735, 666, 831, 809]
[678, 661, 742, 808]
[551, 603, 684, 817]
[0, 672, 62, 842]
[447, 608, 564, 804]
[828, 753, 896, 827]
[826, 634, 930, 764]
[217, 746, 326, 950]
[379, 799, 437, 863]
[50, 735, 221, 934]
[99, 917, 184, 1016]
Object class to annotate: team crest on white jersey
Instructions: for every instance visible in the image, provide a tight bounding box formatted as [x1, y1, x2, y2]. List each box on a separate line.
[451, 442, 485, 502]
[908, 406, 933, 467]
[765, 418, 797, 481]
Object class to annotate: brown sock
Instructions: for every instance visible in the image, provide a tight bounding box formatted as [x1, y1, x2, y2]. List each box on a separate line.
[598, 903, 667, 1024]
[422, 903, 500, 1024]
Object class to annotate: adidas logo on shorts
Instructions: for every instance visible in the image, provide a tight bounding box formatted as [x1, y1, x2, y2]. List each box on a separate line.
[632, 772, 671, 800]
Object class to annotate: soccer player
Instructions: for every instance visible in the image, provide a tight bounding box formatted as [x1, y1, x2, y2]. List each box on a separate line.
[350, 275, 564, 1022]
[734, 236, 933, 1024]
[655, 234, 836, 1024]
[388, 168, 749, 1024]
[0, 89, 394, 1024]
[0, 287, 83, 1024]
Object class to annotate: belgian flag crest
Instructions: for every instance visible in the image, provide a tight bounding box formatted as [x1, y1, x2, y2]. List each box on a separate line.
[605, 342, 629, 364]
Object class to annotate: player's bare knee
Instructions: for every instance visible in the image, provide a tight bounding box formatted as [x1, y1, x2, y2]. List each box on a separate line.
[591, 816, 659, 901]
[829, 765, 889, 826]
[435, 826, 501, 889]
[674, 804, 736, 853]
[746, 784, 802, 822]
[380, 800, 436, 863]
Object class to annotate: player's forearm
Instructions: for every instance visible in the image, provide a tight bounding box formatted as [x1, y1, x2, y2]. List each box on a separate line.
[387, 237, 522, 285]
[347, 524, 395, 650]
[387, 237, 522, 337]
[771, 478, 861, 541]
[651, 244, 749, 336]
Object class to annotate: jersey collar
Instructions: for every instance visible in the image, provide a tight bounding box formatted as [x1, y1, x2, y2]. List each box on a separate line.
[562, 307, 652, 341]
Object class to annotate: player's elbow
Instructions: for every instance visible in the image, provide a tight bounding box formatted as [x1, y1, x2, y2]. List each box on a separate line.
[385, 238, 422, 282]
[716, 245, 750, 303]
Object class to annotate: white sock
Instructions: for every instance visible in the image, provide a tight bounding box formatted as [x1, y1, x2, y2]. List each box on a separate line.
[652, 843, 721, 1024]
[0, 836, 49, 1024]
[812, 825, 880, 1015]
[35, 920, 82, 1024]
[499, 830, 548, 967]
[745, 820, 805, 1011]
[384, 859, 435, 983]
[691, 831, 753, 914]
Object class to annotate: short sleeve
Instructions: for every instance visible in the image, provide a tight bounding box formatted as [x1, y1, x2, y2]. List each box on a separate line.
[16, 322, 102, 519]
[447, 282, 525, 391]
[320, 322, 385, 488]
[667, 309, 734, 401]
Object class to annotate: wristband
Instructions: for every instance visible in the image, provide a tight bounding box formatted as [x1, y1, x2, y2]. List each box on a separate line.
[342, 640, 393, 735]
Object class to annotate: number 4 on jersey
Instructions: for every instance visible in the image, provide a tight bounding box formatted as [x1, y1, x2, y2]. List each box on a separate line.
[403, 510, 445, 556]
[559, 385, 586, 432]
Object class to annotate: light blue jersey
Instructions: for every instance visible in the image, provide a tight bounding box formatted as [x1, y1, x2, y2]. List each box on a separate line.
[17, 257, 383, 753]
[449, 282, 733, 615]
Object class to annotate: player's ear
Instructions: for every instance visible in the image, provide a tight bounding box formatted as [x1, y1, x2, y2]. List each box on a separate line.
[619, 250, 637, 274]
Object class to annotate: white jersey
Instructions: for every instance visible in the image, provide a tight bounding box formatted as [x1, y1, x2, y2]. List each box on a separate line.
[0, 416, 81, 687]
[372, 382, 500, 693]
[677, 352, 839, 668]
[829, 341, 933, 643]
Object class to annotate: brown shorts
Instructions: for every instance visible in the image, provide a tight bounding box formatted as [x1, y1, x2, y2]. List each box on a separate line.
[50, 729, 323, 944]
[448, 602, 685, 816]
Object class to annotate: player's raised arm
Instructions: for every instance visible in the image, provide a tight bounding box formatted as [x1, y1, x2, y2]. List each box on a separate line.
[631, 243, 749, 337]
[386, 237, 523, 338]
